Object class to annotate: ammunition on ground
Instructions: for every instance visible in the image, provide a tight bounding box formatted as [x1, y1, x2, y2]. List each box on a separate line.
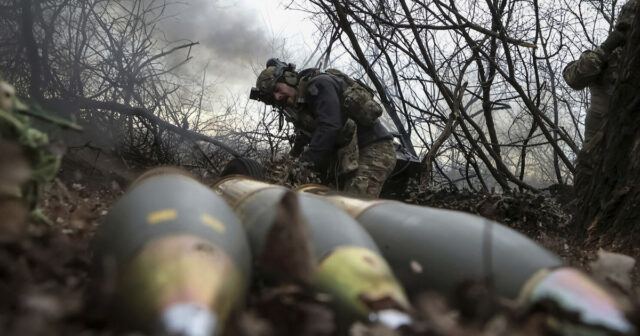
[519, 267, 634, 334]
[297, 184, 562, 299]
[93, 169, 251, 336]
[212, 176, 410, 325]
[298, 185, 634, 334]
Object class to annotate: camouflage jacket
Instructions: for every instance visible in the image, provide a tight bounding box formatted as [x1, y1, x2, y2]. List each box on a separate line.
[293, 74, 392, 169]
[563, 47, 622, 142]
[0, 79, 61, 222]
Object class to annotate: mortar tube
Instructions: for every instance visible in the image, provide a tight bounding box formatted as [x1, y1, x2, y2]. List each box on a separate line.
[212, 177, 411, 325]
[94, 170, 251, 335]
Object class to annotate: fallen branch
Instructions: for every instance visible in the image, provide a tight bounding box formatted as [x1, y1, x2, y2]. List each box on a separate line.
[46, 97, 242, 157]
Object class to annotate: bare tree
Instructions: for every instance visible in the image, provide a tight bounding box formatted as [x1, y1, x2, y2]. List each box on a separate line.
[289, 0, 618, 192]
[0, 0, 260, 167]
[574, 3, 640, 239]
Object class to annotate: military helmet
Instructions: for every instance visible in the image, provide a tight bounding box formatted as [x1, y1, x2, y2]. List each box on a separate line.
[255, 59, 298, 93]
[256, 66, 279, 93]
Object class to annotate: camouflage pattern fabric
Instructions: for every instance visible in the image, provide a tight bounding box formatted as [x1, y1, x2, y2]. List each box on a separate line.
[289, 115, 360, 176]
[256, 65, 298, 96]
[269, 67, 393, 196]
[563, 0, 636, 144]
[343, 139, 396, 198]
[564, 48, 620, 191]
[298, 69, 383, 127]
[0, 78, 61, 222]
[563, 47, 622, 143]
[322, 69, 383, 127]
[336, 119, 359, 175]
[563, 48, 607, 91]
[565, 0, 635, 195]
[342, 84, 383, 127]
[256, 66, 279, 93]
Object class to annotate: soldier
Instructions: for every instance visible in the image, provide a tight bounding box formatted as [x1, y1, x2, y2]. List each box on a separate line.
[563, 0, 637, 147]
[564, 0, 637, 189]
[253, 59, 396, 198]
[0, 75, 62, 226]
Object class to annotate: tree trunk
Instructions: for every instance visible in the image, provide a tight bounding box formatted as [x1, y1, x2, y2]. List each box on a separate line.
[20, 0, 42, 101]
[575, 7, 640, 239]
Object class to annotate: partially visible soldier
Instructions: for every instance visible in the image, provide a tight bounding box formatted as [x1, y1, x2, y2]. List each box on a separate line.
[0, 74, 62, 230]
[563, 0, 638, 147]
[564, 0, 637, 190]
[252, 59, 396, 198]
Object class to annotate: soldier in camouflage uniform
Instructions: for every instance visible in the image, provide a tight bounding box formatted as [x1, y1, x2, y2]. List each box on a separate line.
[0, 74, 62, 228]
[564, 0, 637, 188]
[563, 0, 638, 147]
[254, 60, 396, 197]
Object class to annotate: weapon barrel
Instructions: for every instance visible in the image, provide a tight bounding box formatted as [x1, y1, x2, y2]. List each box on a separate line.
[213, 176, 410, 323]
[93, 169, 251, 336]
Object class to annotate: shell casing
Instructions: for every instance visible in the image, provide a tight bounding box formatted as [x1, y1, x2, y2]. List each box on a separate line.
[213, 177, 409, 320]
[94, 172, 251, 334]
[212, 175, 282, 209]
[295, 184, 386, 218]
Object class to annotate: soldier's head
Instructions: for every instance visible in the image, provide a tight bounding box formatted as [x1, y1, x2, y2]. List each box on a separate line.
[254, 59, 298, 107]
[616, 0, 638, 32]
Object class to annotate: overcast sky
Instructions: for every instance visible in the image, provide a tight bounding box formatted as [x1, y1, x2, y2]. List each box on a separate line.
[156, 0, 316, 98]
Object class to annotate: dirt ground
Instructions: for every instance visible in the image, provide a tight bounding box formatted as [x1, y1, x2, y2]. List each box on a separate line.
[0, 148, 638, 335]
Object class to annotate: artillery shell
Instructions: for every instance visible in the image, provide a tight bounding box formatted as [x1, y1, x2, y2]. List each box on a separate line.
[213, 177, 410, 322]
[300, 185, 633, 333]
[94, 170, 251, 335]
[519, 267, 634, 334]
[298, 185, 562, 299]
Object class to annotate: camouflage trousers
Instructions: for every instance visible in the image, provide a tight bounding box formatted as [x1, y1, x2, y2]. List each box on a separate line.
[343, 139, 396, 198]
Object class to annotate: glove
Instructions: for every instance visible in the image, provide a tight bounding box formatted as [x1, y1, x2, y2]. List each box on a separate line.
[288, 156, 320, 185]
[289, 131, 310, 158]
[289, 147, 303, 158]
[600, 30, 626, 53]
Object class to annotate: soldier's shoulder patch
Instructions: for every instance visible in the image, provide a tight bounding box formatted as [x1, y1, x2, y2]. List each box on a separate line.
[307, 84, 319, 96]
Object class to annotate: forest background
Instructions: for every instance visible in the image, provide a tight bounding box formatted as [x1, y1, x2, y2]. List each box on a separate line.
[2, 0, 640, 237]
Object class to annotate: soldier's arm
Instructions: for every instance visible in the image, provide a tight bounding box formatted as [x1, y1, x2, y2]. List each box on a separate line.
[300, 78, 343, 168]
[562, 48, 608, 90]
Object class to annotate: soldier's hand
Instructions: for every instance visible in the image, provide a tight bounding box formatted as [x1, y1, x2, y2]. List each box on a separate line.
[289, 146, 304, 158]
[600, 30, 626, 53]
[289, 139, 306, 157]
[298, 156, 317, 172]
[286, 156, 319, 185]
